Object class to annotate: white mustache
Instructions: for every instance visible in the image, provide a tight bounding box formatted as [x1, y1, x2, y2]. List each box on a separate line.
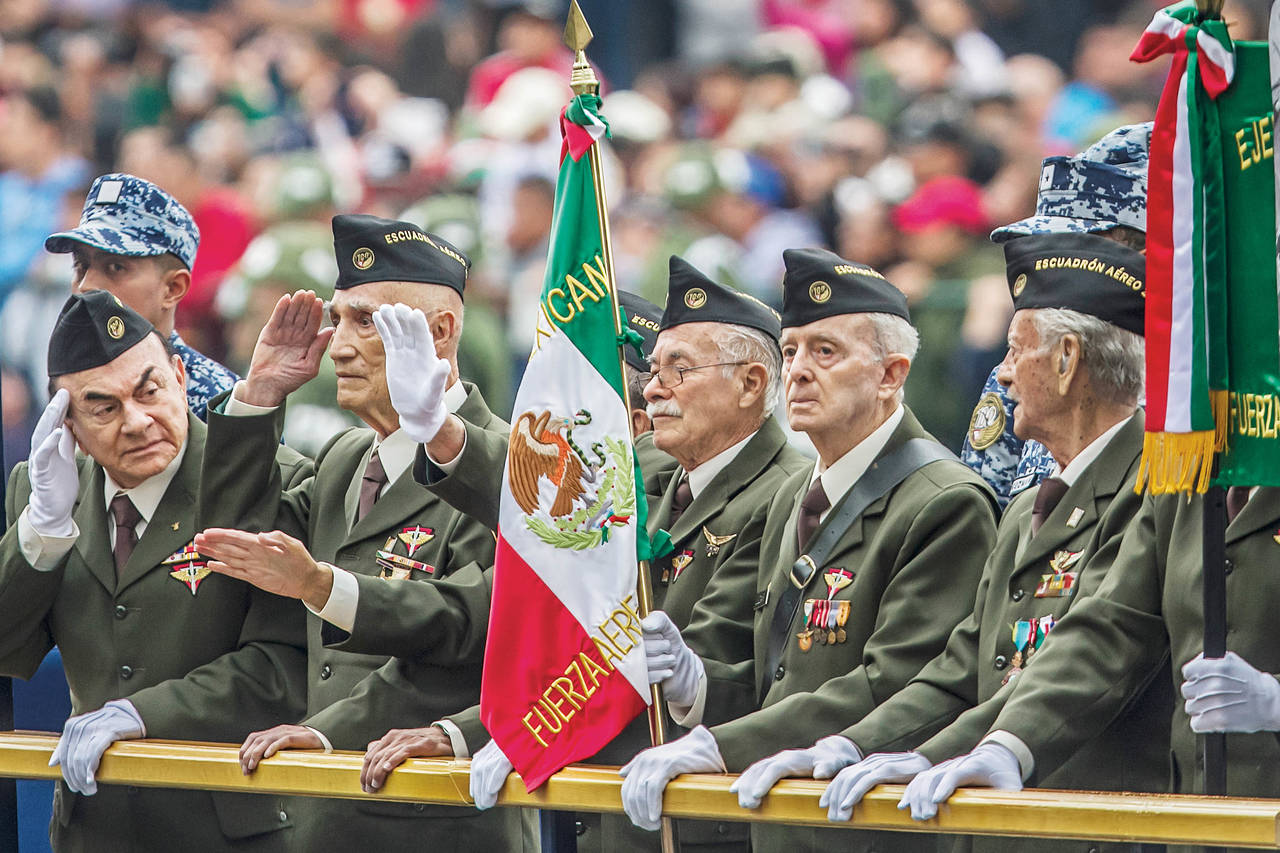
[646, 401, 683, 419]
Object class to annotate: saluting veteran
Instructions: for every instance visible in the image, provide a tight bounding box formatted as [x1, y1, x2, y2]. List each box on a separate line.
[1, 291, 309, 852]
[193, 214, 531, 852]
[733, 233, 1169, 853]
[620, 249, 997, 851]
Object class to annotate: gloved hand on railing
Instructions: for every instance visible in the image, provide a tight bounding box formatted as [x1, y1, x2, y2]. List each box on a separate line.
[49, 700, 145, 795]
[469, 739, 514, 810]
[897, 742, 1022, 820]
[730, 735, 863, 809]
[820, 751, 933, 822]
[620, 726, 725, 831]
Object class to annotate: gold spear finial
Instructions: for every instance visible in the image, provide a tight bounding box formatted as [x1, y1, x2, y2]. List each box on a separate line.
[564, 0, 599, 96]
[1194, 0, 1224, 19]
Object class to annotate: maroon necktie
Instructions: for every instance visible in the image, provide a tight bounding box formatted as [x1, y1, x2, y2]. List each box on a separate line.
[109, 494, 142, 576]
[356, 449, 387, 522]
[1030, 476, 1069, 534]
[796, 478, 830, 552]
[667, 476, 694, 527]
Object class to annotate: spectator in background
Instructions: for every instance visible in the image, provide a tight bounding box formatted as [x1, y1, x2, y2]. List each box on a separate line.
[464, 0, 574, 109]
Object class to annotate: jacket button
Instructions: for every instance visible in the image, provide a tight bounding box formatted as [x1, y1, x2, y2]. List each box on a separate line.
[575, 820, 587, 837]
[994, 655, 1007, 670]
[120, 665, 133, 679]
[1224, 559, 1234, 575]
[413, 803, 426, 812]
[774, 666, 785, 681]
[320, 664, 332, 680]
[1011, 589, 1025, 602]
[278, 810, 288, 822]
[114, 605, 127, 620]
[717, 823, 729, 834]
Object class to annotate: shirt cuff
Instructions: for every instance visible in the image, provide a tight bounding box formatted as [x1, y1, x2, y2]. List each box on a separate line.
[225, 381, 280, 416]
[304, 727, 334, 753]
[424, 423, 467, 475]
[304, 564, 359, 633]
[432, 720, 468, 758]
[669, 671, 707, 728]
[17, 507, 79, 571]
[981, 731, 1034, 781]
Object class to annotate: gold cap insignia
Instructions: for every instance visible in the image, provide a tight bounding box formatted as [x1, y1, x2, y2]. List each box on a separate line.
[106, 316, 125, 339]
[968, 391, 1006, 451]
[352, 247, 376, 270]
[809, 281, 831, 303]
[1012, 273, 1028, 297]
[684, 287, 707, 309]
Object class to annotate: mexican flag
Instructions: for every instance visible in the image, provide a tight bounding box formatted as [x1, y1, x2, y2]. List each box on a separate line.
[480, 93, 653, 789]
[1132, 2, 1280, 493]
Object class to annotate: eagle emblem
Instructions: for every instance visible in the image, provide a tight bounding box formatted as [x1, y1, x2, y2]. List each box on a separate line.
[509, 410, 588, 518]
[702, 527, 735, 557]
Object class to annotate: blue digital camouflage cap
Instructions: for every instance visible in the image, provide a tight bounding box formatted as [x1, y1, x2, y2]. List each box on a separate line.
[990, 122, 1152, 243]
[45, 173, 200, 269]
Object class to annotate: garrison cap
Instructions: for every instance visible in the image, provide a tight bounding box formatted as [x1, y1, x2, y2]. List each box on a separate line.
[46, 174, 200, 269]
[991, 122, 1151, 243]
[781, 247, 909, 328]
[1004, 232, 1145, 335]
[332, 214, 470, 296]
[619, 291, 661, 372]
[660, 255, 781, 341]
[48, 290, 155, 378]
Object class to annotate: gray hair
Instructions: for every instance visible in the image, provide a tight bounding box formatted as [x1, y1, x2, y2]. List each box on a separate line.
[1031, 307, 1144, 405]
[865, 312, 919, 402]
[714, 323, 783, 414]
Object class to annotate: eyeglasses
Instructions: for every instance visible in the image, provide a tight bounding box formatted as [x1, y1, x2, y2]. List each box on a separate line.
[638, 361, 747, 388]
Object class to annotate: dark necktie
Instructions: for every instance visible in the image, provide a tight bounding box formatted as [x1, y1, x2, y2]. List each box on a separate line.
[667, 476, 694, 528]
[356, 449, 388, 522]
[110, 494, 142, 575]
[796, 477, 830, 552]
[1030, 476, 1070, 534]
[1226, 485, 1251, 524]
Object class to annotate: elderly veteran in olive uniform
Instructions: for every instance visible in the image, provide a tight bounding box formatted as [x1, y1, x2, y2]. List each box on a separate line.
[960, 123, 1151, 507]
[46, 173, 238, 421]
[733, 233, 1168, 853]
[619, 248, 997, 850]
[192, 214, 531, 853]
[0, 291, 309, 852]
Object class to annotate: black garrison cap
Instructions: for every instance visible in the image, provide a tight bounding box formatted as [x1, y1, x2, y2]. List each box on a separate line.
[332, 213, 470, 296]
[659, 255, 781, 340]
[619, 290, 661, 371]
[781, 247, 910, 328]
[48, 291, 155, 378]
[1003, 232, 1145, 335]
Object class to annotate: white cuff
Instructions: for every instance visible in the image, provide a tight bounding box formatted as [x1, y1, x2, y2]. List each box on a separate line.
[669, 671, 707, 728]
[17, 507, 79, 571]
[226, 381, 280, 416]
[981, 731, 1034, 781]
[432, 720, 468, 758]
[304, 564, 359, 633]
[424, 424, 467, 475]
[304, 727, 334, 753]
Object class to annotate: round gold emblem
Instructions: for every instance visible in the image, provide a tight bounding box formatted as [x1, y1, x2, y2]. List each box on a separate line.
[352, 247, 376, 270]
[684, 287, 707, 309]
[106, 316, 125, 340]
[968, 392, 1006, 451]
[1012, 273, 1028, 298]
[809, 281, 832, 303]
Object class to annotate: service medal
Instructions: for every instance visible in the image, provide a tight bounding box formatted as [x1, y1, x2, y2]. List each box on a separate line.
[375, 549, 435, 578]
[397, 525, 435, 557]
[671, 550, 695, 580]
[835, 600, 850, 643]
[702, 527, 736, 557]
[797, 631, 813, 652]
[823, 568, 853, 598]
[163, 543, 211, 596]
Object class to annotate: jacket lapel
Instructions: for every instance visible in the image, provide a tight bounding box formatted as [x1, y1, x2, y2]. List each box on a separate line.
[71, 461, 116, 593]
[1225, 485, 1280, 544]
[344, 464, 438, 548]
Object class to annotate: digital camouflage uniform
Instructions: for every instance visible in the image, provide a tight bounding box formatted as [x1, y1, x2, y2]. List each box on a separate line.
[170, 331, 238, 422]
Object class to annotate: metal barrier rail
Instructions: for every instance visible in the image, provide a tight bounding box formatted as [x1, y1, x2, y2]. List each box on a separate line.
[0, 732, 1278, 848]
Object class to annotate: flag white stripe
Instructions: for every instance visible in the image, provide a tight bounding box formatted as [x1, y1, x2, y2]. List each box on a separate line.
[1196, 29, 1234, 79]
[1166, 72, 1195, 433]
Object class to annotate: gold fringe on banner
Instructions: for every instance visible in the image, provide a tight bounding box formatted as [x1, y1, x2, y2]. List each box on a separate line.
[1136, 430, 1217, 495]
[1210, 388, 1229, 452]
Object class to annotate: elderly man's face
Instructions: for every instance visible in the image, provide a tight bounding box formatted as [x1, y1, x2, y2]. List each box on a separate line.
[997, 310, 1061, 444]
[780, 314, 888, 442]
[328, 285, 395, 421]
[642, 323, 750, 470]
[60, 334, 189, 489]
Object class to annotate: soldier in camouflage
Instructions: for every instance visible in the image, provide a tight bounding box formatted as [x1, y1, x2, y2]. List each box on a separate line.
[44, 173, 238, 420]
[960, 122, 1150, 506]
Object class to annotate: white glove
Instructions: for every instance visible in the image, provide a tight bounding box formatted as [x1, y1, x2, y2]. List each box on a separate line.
[641, 611, 704, 708]
[819, 751, 932, 822]
[731, 735, 862, 809]
[27, 389, 79, 537]
[469, 739, 513, 810]
[49, 699, 145, 795]
[619, 726, 725, 831]
[373, 303, 451, 444]
[1182, 651, 1280, 733]
[897, 742, 1022, 821]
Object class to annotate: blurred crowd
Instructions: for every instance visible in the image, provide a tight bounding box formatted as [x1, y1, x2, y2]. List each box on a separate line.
[0, 0, 1270, 476]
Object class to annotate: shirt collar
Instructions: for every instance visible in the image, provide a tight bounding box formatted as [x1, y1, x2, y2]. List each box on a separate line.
[811, 404, 905, 506]
[103, 438, 188, 524]
[372, 379, 468, 485]
[687, 429, 758, 498]
[1054, 414, 1132, 487]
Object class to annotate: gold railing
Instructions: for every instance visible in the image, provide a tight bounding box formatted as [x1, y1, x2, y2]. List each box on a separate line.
[1, 732, 1278, 848]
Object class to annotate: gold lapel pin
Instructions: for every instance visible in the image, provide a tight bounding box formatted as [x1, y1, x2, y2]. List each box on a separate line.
[1066, 507, 1084, 528]
[171, 522, 180, 531]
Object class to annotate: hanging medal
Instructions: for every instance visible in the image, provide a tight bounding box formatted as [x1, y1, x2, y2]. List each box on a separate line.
[835, 600, 850, 643]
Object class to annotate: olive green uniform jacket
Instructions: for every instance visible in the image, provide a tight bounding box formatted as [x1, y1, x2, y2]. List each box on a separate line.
[0, 415, 311, 853]
[841, 412, 1171, 853]
[635, 429, 678, 500]
[983, 482, 1280, 853]
[685, 408, 997, 853]
[201, 384, 532, 853]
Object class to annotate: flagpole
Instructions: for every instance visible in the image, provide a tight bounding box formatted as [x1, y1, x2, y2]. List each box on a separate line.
[564, 4, 678, 852]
